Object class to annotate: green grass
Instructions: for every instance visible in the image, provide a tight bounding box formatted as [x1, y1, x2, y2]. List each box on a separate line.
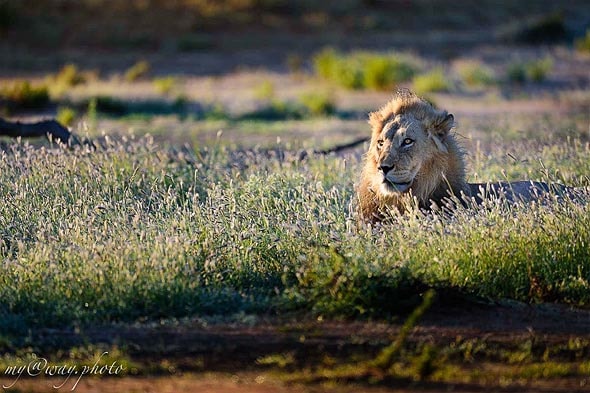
[0, 135, 589, 330]
[312, 48, 417, 90]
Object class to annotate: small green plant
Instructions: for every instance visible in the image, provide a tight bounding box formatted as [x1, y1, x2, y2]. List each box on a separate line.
[455, 61, 496, 87]
[0, 81, 49, 110]
[575, 29, 590, 53]
[153, 76, 177, 95]
[525, 58, 553, 82]
[298, 92, 335, 116]
[254, 80, 276, 101]
[56, 106, 77, 127]
[124, 60, 150, 82]
[204, 102, 229, 121]
[48, 63, 91, 97]
[412, 68, 452, 94]
[54, 63, 86, 87]
[506, 58, 553, 84]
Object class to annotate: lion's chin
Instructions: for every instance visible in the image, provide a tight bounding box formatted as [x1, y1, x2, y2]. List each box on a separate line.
[380, 179, 412, 195]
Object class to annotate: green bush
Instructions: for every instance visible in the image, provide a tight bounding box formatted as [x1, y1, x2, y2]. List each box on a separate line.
[153, 76, 177, 95]
[254, 80, 276, 101]
[455, 61, 496, 87]
[56, 106, 77, 127]
[506, 58, 553, 84]
[312, 48, 417, 90]
[298, 92, 335, 116]
[54, 63, 86, 87]
[363, 55, 416, 90]
[0, 81, 50, 110]
[412, 68, 452, 94]
[526, 58, 553, 82]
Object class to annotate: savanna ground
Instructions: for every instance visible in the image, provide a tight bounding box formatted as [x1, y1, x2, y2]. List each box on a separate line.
[2, 1, 590, 392]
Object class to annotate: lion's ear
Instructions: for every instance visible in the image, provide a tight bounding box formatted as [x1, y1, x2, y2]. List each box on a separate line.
[432, 113, 454, 138]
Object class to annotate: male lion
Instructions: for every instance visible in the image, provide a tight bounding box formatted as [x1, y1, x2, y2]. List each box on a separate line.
[357, 90, 575, 223]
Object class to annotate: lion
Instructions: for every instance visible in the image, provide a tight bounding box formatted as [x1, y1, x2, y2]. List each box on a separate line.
[357, 90, 576, 223]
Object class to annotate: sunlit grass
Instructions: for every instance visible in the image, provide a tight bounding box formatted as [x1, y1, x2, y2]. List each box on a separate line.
[0, 136, 589, 330]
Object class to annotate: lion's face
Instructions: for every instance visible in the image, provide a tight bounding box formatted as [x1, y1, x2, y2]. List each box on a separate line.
[369, 113, 437, 196]
[357, 90, 466, 222]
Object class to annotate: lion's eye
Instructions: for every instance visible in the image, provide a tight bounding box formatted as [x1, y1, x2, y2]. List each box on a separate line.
[402, 138, 414, 147]
[377, 139, 384, 149]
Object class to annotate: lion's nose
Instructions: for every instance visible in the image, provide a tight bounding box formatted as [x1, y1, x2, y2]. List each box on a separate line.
[379, 164, 394, 174]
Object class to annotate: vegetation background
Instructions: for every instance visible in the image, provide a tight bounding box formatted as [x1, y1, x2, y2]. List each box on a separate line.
[1, 1, 590, 392]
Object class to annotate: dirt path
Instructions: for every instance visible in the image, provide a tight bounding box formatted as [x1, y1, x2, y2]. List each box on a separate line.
[4, 301, 590, 392]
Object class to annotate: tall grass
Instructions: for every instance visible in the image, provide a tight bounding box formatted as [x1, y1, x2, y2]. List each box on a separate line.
[0, 137, 589, 329]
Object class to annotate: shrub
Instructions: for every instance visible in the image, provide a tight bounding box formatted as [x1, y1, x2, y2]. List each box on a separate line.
[0, 81, 50, 110]
[412, 68, 452, 95]
[254, 80, 276, 101]
[525, 58, 553, 82]
[298, 92, 335, 116]
[124, 60, 150, 82]
[455, 61, 496, 87]
[54, 63, 86, 87]
[506, 58, 553, 84]
[153, 77, 177, 95]
[575, 29, 590, 53]
[56, 106, 77, 127]
[363, 54, 416, 90]
[312, 48, 417, 91]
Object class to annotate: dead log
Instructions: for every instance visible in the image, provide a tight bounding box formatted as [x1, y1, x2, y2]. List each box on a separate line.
[314, 137, 369, 155]
[0, 118, 71, 144]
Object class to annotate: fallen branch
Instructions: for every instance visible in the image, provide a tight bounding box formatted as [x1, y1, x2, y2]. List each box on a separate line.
[0, 117, 71, 144]
[313, 137, 369, 155]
